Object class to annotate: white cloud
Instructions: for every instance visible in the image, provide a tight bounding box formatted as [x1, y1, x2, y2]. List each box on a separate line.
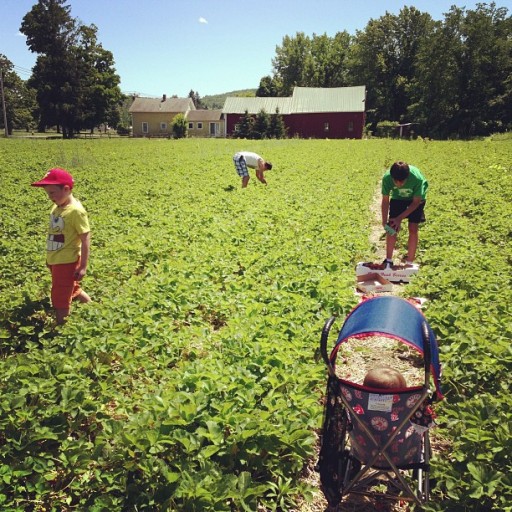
[198, 17, 208, 24]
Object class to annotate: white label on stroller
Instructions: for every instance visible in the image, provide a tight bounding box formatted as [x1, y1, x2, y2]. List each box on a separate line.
[368, 394, 394, 412]
[411, 422, 429, 434]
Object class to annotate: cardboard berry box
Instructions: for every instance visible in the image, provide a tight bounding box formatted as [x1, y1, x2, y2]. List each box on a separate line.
[356, 261, 419, 283]
[356, 272, 393, 293]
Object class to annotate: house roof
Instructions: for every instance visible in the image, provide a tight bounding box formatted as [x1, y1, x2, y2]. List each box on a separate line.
[222, 96, 292, 115]
[222, 86, 366, 115]
[129, 96, 196, 113]
[186, 110, 223, 121]
[291, 86, 366, 113]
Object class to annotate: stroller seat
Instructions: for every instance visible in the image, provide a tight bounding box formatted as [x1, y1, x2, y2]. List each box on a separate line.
[340, 380, 431, 469]
[317, 296, 443, 509]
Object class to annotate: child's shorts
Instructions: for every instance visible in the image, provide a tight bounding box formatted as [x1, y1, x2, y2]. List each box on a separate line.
[49, 260, 83, 309]
[389, 199, 426, 224]
[233, 153, 249, 177]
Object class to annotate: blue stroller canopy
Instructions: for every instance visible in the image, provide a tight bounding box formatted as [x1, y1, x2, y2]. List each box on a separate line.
[332, 296, 443, 398]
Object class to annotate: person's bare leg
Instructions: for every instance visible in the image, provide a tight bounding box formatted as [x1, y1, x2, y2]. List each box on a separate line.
[386, 233, 397, 261]
[241, 176, 250, 188]
[75, 290, 91, 303]
[407, 223, 419, 263]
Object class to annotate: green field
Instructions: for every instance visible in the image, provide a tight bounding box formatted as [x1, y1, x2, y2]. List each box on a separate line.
[1, 138, 511, 511]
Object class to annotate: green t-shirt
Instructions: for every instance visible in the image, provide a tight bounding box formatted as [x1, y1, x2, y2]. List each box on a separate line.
[381, 165, 428, 200]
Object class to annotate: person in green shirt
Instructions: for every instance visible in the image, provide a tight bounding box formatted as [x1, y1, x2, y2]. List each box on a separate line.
[381, 161, 428, 268]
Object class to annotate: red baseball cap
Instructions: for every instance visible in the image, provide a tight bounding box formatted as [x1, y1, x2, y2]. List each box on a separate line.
[31, 168, 74, 189]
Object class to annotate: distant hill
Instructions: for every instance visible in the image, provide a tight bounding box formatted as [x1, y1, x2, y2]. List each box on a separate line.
[201, 89, 256, 110]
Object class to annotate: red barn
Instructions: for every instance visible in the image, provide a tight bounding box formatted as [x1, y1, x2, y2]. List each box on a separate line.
[222, 86, 366, 139]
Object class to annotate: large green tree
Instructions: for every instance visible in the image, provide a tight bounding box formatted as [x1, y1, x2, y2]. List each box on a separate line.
[20, 0, 122, 138]
[272, 32, 313, 96]
[271, 31, 352, 96]
[348, 7, 435, 128]
[256, 75, 281, 97]
[409, 3, 512, 138]
[73, 24, 122, 132]
[456, 3, 512, 136]
[0, 55, 37, 134]
[407, 8, 466, 138]
[309, 31, 352, 88]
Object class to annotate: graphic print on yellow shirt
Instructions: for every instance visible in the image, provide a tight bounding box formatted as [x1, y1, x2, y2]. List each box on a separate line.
[46, 201, 90, 265]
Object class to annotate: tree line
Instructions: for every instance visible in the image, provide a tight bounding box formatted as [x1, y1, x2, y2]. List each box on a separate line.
[234, 108, 287, 139]
[1, 0, 122, 139]
[257, 3, 511, 139]
[0, 1, 510, 139]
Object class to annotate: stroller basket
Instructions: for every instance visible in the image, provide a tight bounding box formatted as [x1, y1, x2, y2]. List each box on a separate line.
[317, 296, 443, 509]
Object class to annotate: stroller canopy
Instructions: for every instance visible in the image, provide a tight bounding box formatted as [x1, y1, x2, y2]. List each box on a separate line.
[332, 296, 443, 398]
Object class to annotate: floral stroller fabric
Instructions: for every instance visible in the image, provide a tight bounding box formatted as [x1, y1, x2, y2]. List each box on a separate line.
[317, 296, 443, 509]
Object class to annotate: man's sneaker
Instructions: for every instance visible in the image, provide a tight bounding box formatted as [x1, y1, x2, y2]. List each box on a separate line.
[382, 258, 393, 269]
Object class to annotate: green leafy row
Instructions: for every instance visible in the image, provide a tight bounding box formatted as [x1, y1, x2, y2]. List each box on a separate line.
[406, 144, 512, 511]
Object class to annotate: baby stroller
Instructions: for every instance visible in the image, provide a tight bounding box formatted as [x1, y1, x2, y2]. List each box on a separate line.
[317, 296, 443, 509]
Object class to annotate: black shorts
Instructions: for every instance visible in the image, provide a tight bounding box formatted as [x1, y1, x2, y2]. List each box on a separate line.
[389, 199, 426, 224]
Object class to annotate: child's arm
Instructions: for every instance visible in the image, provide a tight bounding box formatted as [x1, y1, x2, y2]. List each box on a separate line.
[75, 232, 91, 280]
[381, 195, 390, 228]
[395, 196, 422, 224]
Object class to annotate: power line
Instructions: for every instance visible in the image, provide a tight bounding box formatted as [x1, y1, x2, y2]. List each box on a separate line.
[13, 65, 32, 76]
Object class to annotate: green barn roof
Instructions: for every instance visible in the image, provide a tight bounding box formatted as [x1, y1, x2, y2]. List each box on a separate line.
[291, 86, 366, 113]
[222, 86, 365, 114]
[222, 96, 292, 115]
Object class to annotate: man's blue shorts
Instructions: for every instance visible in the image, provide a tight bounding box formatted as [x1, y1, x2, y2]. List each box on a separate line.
[390, 199, 426, 224]
[233, 153, 249, 177]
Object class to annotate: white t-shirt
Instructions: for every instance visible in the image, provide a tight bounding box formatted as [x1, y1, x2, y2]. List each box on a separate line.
[240, 152, 261, 169]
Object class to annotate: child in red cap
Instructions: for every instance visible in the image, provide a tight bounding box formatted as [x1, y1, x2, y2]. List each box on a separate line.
[32, 168, 91, 324]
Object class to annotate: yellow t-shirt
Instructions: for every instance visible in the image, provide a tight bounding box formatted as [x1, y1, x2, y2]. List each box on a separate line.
[46, 198, 90, 265]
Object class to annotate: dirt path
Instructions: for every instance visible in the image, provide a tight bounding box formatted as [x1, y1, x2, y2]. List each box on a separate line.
[298, 187, 425, 512]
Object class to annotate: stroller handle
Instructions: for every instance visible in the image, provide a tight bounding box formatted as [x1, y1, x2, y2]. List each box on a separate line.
[320, 316, 337, 376]
[422, 320, 432, 376]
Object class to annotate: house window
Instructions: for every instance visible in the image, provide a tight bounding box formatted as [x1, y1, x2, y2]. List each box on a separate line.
[348, 121, 354, 132]
[197, 122, 203, 129]
[324, 122, 329, 131]
[188, 122, 194, 129]
[142, 122, 149, 134]
[160, 122, 167, 131]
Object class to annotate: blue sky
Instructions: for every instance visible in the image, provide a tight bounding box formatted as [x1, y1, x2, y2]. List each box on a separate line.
[1, 0, 510, 98]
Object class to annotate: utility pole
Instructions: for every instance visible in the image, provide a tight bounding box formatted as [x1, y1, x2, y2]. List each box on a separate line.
[0, 68, 9, 138]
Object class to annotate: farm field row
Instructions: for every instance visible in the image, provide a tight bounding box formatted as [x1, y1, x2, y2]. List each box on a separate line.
[0, 137, 510, 511]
